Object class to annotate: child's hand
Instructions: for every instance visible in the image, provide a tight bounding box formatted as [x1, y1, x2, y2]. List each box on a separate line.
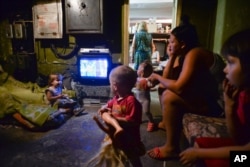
[62, 94, 69, 99]
[223, 79, 239, 108]
[97, 105, 111, 115]
[58, 94, 64, 99]
[179, 148, 198, 167]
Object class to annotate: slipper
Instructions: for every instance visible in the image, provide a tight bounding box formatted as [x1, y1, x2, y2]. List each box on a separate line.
[147, 147, 179, 161]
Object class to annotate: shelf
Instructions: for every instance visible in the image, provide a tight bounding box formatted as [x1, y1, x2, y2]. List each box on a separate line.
[129, 33, 169, 40]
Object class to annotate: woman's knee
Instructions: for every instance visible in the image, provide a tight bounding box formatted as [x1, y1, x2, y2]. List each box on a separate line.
[161, 90, 182, 105]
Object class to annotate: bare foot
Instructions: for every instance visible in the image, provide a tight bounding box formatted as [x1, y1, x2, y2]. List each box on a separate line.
[157, 121, 166, 131]
[93, 115, 109, 134]
[93, 115, 99, 122]
[114, 128, 124, 139]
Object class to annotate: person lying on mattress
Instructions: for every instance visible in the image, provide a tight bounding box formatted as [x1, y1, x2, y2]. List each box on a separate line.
[0, 65, 66, 131]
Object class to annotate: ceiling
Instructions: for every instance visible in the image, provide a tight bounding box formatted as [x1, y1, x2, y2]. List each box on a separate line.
[129, 0, 173, 23]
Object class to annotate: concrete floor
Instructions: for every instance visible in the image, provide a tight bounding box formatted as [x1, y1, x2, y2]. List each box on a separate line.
[0, 91, 185, 167]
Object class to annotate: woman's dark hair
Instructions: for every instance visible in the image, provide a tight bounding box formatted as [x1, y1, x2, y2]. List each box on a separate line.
[171, 23, 200, 50]
[221, 29, 250, 88]
[179, 15, 190, 26]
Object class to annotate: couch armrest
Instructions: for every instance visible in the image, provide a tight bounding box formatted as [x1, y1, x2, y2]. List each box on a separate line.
[182, 113, 230, 146]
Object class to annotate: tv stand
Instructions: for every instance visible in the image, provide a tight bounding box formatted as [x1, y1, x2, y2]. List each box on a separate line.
[74, 84, 111, 105]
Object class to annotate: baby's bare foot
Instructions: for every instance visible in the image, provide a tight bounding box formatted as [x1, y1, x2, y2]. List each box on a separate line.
[114, 128, 124, 139]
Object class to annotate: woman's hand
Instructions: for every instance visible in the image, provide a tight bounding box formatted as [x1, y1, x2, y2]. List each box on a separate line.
[148, 73, 159, 83]
[166, 45, 173, 58]
[179, 148, 198, 167]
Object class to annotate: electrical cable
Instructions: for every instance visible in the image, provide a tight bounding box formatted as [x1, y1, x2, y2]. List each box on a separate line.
[50, 44, 80, 60]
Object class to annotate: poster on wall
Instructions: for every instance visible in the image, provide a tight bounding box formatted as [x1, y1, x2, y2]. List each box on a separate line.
[33, 0, 63, 39]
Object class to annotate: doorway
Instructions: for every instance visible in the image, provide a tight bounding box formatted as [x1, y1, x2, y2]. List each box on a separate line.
[122, 0, 181, 65]
[129, 0, 174, 34]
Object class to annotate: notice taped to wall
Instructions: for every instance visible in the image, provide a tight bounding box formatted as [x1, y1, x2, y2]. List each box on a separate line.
[33, 0, 63, 38]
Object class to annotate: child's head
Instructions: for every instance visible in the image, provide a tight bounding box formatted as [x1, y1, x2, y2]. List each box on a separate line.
[137, 61, 153, 78]
[109, 65, 137, 95]
[221, 29, 250, 89]
[48, 74, 61, 87]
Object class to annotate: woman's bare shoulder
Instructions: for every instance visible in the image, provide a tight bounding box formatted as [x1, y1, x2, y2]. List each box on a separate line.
[186, 47, 213, 58]
[188, 47, 211, 54]
[187, 47, 214, 66]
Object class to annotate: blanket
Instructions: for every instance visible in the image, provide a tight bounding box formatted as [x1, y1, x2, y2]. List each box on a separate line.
[0, 86, 55, 126]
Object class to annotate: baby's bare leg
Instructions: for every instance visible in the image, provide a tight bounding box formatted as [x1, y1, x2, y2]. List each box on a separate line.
[101, 112, 123, 138]
[93, 115, 109, 134]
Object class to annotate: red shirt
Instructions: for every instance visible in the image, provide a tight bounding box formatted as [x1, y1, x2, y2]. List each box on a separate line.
[195, 90, 250, 167]
[236, 90, 250, 144]
[107, 93, 142, 147]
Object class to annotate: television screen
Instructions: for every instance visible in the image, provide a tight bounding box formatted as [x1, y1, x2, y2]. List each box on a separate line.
[77, 53, 112, 85]
[79, 58, 108, 78]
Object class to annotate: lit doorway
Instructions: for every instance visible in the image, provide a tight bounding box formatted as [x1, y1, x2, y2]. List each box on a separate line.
[122, 0, 181, 65]
[129, 0, 173, 34]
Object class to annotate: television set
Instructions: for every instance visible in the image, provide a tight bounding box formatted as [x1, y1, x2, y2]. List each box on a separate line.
[76, 52, 112, 86]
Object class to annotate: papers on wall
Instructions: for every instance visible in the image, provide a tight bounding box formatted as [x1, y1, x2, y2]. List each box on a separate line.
[33, 0, 63, 38]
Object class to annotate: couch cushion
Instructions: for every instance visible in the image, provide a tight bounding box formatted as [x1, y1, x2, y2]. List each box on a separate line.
[182, 113, 230, 146]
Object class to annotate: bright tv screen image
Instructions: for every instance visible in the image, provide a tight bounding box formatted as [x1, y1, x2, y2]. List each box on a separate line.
[79, 58, 108, 78]
[77, 53, 112, 85]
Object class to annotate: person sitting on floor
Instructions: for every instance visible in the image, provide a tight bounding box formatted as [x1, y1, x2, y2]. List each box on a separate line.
[0, 65, 67, 131]
[45, 74, 84, 116]
[151, 43, 161, 65]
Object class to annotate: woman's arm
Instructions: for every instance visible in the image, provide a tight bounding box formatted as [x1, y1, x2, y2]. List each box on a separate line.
[149, 48, 203, 95]
[130, 35, 136, 62]
[151, 39, 154, 53]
